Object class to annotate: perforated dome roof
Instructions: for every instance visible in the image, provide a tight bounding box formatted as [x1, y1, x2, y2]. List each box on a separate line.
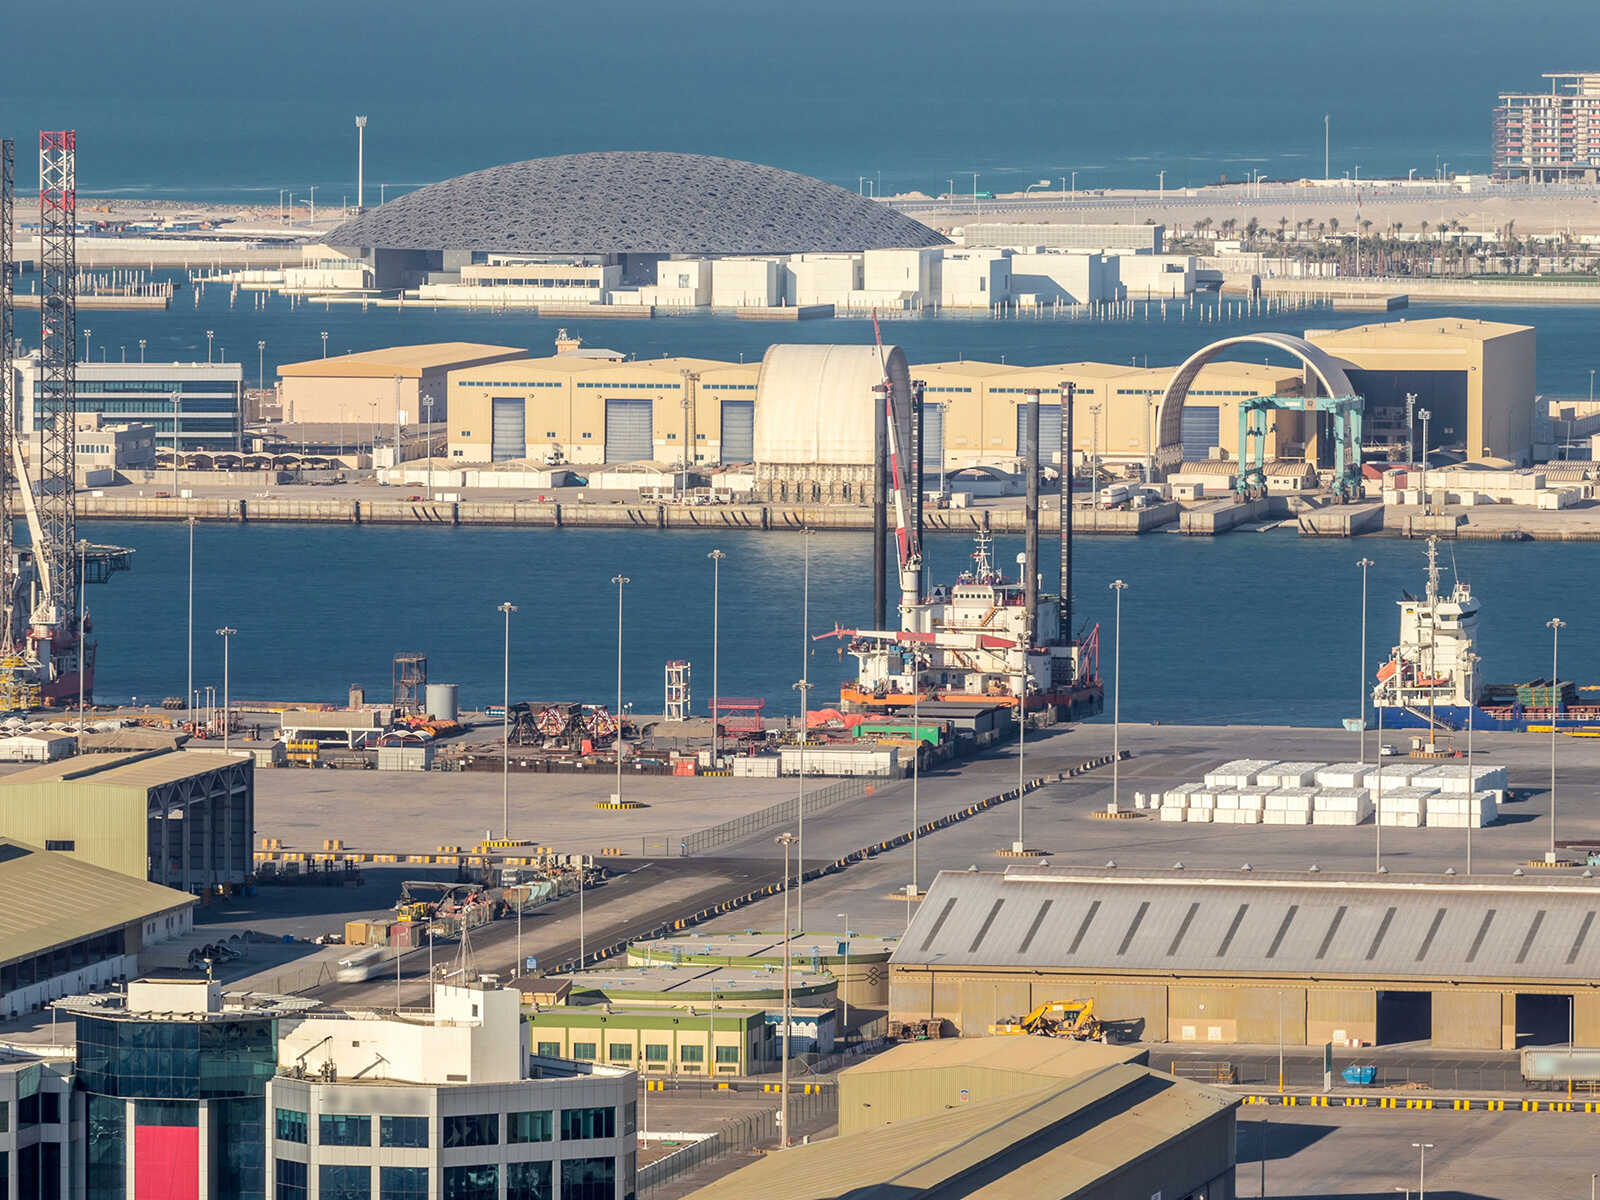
[325, 151, 947, 256]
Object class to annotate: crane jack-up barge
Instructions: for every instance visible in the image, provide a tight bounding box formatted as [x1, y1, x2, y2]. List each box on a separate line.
[819, 353, 1103, 723]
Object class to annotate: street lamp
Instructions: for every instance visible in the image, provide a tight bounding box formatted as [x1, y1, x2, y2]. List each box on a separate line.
[1463, 649, 1479, 874]
[908, 644, 926, 905]
[836, 913, 851, 1043]
[257, 340, 266, 390]
[1548, 617, 1566, 863]
[1418, 407, 1432, 512]
[205, 329, 215, 364]
[170, 389, 182, 495]
[793, 527, 815, 929]
[1110, 581, 1129, 809]
[612, 575, 630, 814]
[138, 338, 146, 364]
[498, 602, 517, 838]
[422, 394, 435, 499]
[75, 540, 87, 733]
[82, 329, 91, 362]
[215, 627, 236, 752]
[187, 518, 196, 740]
[1412, 1142, 1433, 1200]
[320, 330, 329, 358]
[1357, 557, 1375, 763]
[708, 550, 725, 765]
[776, 831, 797, 1148]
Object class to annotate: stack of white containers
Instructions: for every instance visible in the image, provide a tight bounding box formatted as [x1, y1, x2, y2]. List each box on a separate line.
[1152, 759, 1508, 831]
[1257, 762, 1323, 788]
[1373, 786, 1433, 827]
[1264, 787, 1315, 825]
[1312, 788, 1374, 825]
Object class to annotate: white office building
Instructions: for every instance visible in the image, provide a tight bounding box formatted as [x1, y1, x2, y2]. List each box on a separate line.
[268, 983, 637, 1200]
[11, 354, 244, 454]
[1009, 250, 1119, 305]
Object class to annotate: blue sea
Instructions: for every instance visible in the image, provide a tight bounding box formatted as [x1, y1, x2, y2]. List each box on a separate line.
[5, 0, 1600, 723]
[0, 0, 1590, 200]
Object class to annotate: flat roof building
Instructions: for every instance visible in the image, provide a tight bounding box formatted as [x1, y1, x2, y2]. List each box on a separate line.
[891, 866, 1600, 1051]
[1306, 317, 1536, 465]
[961, 222, 1165, 253]
[11, 355, 244, 453]
[0, 839, 196, 1019]
[1495, 72, 1600, 182]
[0, 749, 253, 890]
[276, 342, 526, 427]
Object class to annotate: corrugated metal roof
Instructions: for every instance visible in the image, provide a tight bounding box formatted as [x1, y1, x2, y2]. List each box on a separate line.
[892, 867, 1600, 983]
[0, 749, 241, 791]
[0, 839, 195, 967]
[687, 1063, 1233, 1200]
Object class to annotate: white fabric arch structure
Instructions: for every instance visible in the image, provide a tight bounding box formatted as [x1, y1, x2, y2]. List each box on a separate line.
[1155, 333, 1356, 467]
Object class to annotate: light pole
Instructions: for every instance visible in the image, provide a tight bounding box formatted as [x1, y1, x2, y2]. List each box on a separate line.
[187, 518, 196, 739]
[355, 115, 367, 211]
[320, 330, 329, 358]
[205, 329, 214, 364]
[1418, 408, 1432, 512]
[498, 602, 517, 839]
[776, 832, 797, 1147]
[170, 389, 182, 495]
[909, 645, 925, 904]
[1464, 649, 1479, 874]
[708, 550, 725, 765]
[836, 913, 850, 1043]
[76, 540, 86, 733]
[256, 340, 266, 390]
[138, 338, 146, 364]
[1412, 1142, 1433, 1200]
[422, 394, 435, 498]
[1357, 557, 1375, 763]
[1548, 616, 1566, 863]
[794, 527, 814, 929]
[215, 627, 236, 752]
[82, 329, 91, 362]
[1110, 580, 1128, 810]
[612, 575, 630, 812]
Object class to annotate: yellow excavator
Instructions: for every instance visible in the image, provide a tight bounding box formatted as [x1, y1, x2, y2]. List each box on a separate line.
[989, 999, 1105, 1040]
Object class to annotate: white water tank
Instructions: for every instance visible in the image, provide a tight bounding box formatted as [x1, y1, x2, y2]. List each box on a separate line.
[425, 683, 459, 722]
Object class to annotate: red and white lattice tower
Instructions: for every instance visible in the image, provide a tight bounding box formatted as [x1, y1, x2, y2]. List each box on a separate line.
[33, 131, 86, 701]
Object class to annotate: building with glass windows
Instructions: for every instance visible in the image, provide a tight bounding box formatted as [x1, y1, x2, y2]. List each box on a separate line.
[11, 355, 244, 454]
[58, 975, 300, 1200]
[52, 977, 636, 1199]
[0, 1051, 76, 1199]
[268, 982, 636, 1199]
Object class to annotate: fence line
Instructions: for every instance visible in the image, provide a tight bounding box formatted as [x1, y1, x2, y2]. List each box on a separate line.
[683, 778, 869, 856]
[637, 1088, 837, 1195]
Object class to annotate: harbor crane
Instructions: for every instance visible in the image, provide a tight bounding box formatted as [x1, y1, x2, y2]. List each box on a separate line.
[0, 132, 131, 711]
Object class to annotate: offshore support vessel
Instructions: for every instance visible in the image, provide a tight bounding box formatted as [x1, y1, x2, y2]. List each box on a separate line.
[819, 356, 1103, 721]
[1373, 537, 1598, 733]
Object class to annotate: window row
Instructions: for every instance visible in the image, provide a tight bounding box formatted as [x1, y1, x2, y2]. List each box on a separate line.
[273, 1159, 614, 1200]
[274, 1107, 578, 1148]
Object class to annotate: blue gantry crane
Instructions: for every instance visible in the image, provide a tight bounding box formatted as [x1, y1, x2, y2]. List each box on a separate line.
[1236, 393, 1365, 503]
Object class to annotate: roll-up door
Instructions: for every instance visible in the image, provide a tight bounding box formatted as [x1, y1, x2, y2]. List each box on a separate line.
[491, 397, 526, 462]
[720, 400, 754, 463]
[604, 398, 654, 463]
[1014, 404, 1063, 463]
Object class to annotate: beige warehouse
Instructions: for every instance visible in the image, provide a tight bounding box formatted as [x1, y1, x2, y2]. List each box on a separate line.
[277, 342, 526, 426]
[891, 867, 1600, 1052]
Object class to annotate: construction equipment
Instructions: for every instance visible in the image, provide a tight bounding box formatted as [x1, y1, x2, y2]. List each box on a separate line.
[0, 133, 134, 712]
[989, 999, 1106, 1040]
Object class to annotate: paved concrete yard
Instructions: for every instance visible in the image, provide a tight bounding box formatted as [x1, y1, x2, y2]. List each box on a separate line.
[689, 721, 1600, 941]
[255, 767, 792, 856]
[1238, 1107, 1599, 1199]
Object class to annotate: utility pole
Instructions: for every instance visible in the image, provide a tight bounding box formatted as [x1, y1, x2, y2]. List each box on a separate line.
[498, 602, 517, 839]
[776, 832, 797, 1148]
[355, 116, 368, 212]
[1357, 557, 1374, 763]
[1324, 114, 1331, 181]
[1548, 617, 1565, 863]
[216, 627, 236, 752]
[707, 550, 725, 765]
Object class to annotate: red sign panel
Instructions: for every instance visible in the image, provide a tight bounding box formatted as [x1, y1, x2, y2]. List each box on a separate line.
[135, 1125, 200, 1200]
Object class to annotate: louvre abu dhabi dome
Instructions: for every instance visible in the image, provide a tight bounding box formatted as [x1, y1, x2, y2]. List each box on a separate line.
[324, 151, 948, 257]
